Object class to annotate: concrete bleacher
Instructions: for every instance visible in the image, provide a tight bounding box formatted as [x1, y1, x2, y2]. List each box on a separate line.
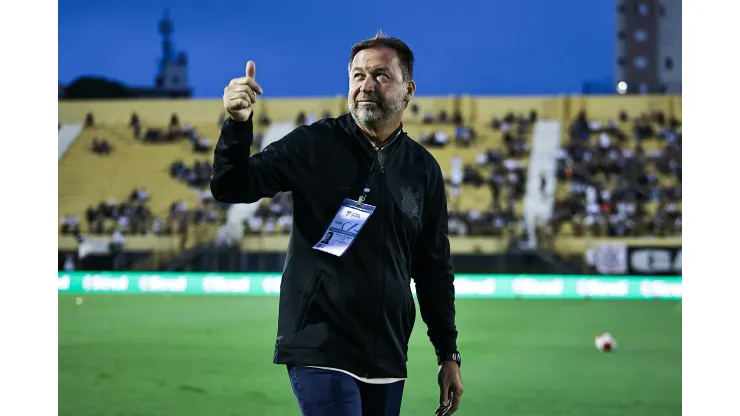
[553, 95, 682, 239]
[403, 95, 543, 219]
[557, 95, 681, 191]
[58, 94, 681, 257]
[58, 125, 200, 222]
[58, 101, 265, 239]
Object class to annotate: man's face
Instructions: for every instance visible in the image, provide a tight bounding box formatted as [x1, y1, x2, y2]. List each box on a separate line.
[348, 47, 412, 126]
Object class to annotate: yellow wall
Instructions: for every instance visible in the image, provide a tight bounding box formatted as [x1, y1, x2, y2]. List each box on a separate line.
[568, 94, 672, 121]
[59, 234, 681, 255]
[58, 235, 510, 254]
[261, 96, 346, 122]
[402, 95, 457, 123]
[460, 95, 565, 125]
[671, 95, 682, 119]
[58, 99, 225, 125]
[239, 235, 509, 254]
[59, 94, 682, 126]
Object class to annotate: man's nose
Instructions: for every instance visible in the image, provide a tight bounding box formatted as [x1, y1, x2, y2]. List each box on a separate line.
[360, 77, 377, 92]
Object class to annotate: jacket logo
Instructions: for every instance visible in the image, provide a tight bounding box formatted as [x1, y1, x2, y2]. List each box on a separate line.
[400, 187, 420, 219]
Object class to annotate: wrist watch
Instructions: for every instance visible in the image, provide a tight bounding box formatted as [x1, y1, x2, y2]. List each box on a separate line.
[437, 351, 462, 368]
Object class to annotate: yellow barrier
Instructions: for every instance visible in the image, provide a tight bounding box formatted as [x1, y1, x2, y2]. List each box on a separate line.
[459, 95, 565, 125]
[59, 235, 510, 254]
[58, 99, 225, 126]
[59, 234, 680, 255]
[58, 235, 180, 252]
[671, 95, 682, 119]
[401, 95, 457, 123]
[261, 96, 346, 123]
[241, 235, 508, 254]
[60, 95, 682, 126]
[568, 94, 672, 121]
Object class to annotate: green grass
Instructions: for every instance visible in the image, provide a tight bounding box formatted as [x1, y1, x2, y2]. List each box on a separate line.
[59, 295, 681, 416]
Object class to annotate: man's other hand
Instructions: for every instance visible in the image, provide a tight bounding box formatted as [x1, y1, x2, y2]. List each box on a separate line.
[436, 361, 463, 415]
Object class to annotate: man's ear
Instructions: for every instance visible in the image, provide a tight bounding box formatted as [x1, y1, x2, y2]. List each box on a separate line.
[405, 80, 417, 103]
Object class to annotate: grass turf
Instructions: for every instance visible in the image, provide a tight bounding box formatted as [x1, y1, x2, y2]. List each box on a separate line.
[59, 295, 681, 415]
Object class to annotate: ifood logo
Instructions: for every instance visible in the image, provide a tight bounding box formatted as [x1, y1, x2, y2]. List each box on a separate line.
[261, 276, 282, 294]
[639, 280, 682, 299]
[511, 278, 564, 296]
[576, 279, 629, 297]
[202, 276, 251, 293]
[82, 274, 130, 292]
[58, 275, 71, 291]
[138, 275, 188, 293]
[454, 278, 496, 295]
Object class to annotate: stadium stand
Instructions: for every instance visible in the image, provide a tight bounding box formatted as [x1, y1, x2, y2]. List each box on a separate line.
[58, 94, 681, 267]
[553, 97, 682, 237]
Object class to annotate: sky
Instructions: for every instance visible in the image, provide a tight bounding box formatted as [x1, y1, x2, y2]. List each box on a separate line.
[58, 0, 616, 98]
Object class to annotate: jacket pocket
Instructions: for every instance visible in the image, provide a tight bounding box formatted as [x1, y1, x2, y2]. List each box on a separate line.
[295, 269, 324, 332]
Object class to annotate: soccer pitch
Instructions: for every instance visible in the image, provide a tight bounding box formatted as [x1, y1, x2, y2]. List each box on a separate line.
[59, 295, 681, 416]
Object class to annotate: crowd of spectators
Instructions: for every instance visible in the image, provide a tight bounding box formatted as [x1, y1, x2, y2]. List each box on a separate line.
[441, 112, 534, 239]
[170, 160, 212, 188]
[130, 113, 213, 153]
[60, 187, 226, 239]
[244, 192, 294, 235]
[69, 105, 681, 247]
[229, 108, 534, 239]
[548, 109, 682, 238]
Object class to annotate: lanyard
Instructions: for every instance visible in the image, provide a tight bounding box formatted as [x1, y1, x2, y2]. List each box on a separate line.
[358, 154, 380, 206]
[356, 130, 400, 205]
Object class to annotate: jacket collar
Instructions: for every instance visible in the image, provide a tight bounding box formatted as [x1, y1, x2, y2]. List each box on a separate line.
[340, 113, 404, 154]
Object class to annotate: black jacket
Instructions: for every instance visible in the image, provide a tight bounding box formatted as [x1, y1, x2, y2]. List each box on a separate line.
[210, 113, 458, 379]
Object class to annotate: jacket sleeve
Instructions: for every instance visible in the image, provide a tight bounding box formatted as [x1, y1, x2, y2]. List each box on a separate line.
[410, 162, 458, 357]
[210, 116, 306, 204]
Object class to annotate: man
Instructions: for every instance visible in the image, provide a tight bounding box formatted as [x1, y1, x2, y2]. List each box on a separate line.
[211, 33, 463, 416]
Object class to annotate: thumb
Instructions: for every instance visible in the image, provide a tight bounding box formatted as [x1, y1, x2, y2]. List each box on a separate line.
[246, 61, 256, 79]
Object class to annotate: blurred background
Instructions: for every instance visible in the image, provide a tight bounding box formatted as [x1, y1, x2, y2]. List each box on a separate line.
[58, 0, 682, 415]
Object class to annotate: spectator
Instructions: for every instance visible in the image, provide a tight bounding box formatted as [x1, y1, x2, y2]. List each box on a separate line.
[258, 113, 271, 126]
[91, 138, 112, 155]
[452, 110, 463, 125]
[60, 214, 80, 235]
[295, 111, 306, 125]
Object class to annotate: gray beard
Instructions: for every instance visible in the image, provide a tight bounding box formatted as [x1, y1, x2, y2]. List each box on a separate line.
[349, 99, 404, 126]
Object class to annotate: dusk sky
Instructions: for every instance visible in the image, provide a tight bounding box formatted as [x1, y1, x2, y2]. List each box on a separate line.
[58, 0, 616, 98]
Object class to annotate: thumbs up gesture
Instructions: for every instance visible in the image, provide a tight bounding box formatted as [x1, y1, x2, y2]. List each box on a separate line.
[223, 61, 264, 122]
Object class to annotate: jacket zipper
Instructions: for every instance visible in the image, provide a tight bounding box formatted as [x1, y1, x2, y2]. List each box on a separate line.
[357, 129, 397, 375]
[374, 151, 386, 370]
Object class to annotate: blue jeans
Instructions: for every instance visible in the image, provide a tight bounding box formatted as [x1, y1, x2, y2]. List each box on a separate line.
[287, 366, 405, 416]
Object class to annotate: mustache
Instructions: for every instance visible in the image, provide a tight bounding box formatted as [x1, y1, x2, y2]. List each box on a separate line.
[355, 94, 381, 103]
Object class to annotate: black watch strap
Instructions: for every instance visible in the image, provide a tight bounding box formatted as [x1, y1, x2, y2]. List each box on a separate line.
[437, 351, 461, 367]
